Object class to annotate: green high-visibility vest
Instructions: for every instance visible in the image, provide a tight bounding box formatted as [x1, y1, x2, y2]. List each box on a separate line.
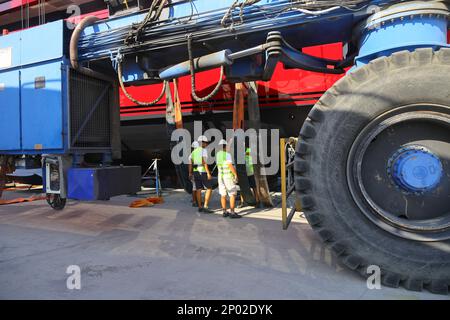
[217, 150, 233, 179]
[191, 147, 206, 173]
[245, 148, 254, 176]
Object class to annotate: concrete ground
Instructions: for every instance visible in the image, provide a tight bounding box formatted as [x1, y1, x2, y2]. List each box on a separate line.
[0, 187, 447, 300]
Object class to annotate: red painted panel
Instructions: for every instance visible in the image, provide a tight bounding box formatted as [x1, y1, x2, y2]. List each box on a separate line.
[0, 0, 36, 14]
[120, 42, 345, 118]
[66, 9, 109, 23]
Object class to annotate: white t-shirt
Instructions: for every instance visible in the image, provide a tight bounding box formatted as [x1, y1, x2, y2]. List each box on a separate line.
[225, 153, 232, 165]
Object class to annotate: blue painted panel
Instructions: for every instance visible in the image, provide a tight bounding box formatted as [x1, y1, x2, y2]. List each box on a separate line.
[0, 70, 21, 151]
[21, 61, 64, 151]
[356, 16, 449, 67]
[120, 60, 148, 83]
[20, 20, 65, 67]
[67, 166, 141, 200]
[81, 0, 276, 35]
[0, 31, 21, 70]
[67, 168, 96, 200]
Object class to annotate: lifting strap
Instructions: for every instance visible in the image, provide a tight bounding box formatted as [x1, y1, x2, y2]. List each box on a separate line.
[129, 196, 164, 208]
[165, 81, 176, 125]
[0, 195, 46, 206]
[233, 83, 245, 130]
[173, 79, 183, 129]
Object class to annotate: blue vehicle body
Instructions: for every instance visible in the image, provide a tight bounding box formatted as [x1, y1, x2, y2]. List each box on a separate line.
[0, 21, 69, 155]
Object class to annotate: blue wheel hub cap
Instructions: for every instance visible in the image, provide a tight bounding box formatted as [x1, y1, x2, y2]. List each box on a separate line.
[390, 146, 443, 193]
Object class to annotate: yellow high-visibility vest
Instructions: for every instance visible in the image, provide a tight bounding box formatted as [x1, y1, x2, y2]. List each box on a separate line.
[245, 147, 254, 176]
[217, 150, 233, 179]
[191, 147, 206, 173]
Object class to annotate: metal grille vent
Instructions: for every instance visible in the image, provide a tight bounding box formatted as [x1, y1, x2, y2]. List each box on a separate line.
[69, 70, 112, 149]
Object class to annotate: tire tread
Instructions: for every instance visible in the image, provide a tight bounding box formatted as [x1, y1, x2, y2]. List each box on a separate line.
[294, 48, 450, 295]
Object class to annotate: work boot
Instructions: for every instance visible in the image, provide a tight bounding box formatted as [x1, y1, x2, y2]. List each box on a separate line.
[223, 211, 230, 218]
[202, 207, 214, 214]
[229, 212, 242, 219]
[192, 201, 198, 207]
[198, 207, 203, 213]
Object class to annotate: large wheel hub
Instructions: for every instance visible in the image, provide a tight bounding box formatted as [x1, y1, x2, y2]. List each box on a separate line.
[388, 146, 443, 194]
[347, 104, 450, 241]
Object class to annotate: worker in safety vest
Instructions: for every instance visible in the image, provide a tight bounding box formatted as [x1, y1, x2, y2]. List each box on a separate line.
[240, 147, 261, 207]
[190, 141, 199, 207]
[189, 135, 214, 213]
[217, 139, 241, 218]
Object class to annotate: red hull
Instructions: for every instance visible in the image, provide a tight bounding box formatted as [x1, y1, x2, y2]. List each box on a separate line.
[120, 43, 345, 119]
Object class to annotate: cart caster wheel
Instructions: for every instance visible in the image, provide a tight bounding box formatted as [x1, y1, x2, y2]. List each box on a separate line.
[46, 194, 66, 210]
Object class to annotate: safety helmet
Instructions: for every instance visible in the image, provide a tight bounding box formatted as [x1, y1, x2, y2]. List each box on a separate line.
[191, 141, 199, 148]
[198, 135, 209, 143]
[218, 139, 227, 146]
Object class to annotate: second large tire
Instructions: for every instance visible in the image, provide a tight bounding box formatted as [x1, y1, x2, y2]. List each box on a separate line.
[295, 48, 450, 294]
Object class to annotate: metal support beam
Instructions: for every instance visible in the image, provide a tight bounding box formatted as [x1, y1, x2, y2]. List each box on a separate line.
[281, 137, 301, 230]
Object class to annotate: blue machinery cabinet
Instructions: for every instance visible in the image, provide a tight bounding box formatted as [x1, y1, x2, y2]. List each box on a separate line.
[67, 166, 141, 201]
[0, 20, 119, 156]
[0, 21, 136, 207]
[0, 21, 68, 154]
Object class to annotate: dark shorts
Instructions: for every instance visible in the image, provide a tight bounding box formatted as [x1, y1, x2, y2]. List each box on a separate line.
[248, 174, 256, 189]
[193, 171, 212, 190]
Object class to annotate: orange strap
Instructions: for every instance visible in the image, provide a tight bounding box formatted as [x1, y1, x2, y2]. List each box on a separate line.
[2, 185, 39, 191]
[0, 195, 46, 205]
[173, 79, 183, 129]
[233, 83, 245, 130]
[129, 196, 164, 208]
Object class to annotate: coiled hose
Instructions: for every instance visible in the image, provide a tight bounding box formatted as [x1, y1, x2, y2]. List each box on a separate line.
[117, 61, 167, 106]
[187, 35, 224, 102]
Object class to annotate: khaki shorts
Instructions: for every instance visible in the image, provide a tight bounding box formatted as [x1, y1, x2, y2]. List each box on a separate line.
[218, 175, 237, 197]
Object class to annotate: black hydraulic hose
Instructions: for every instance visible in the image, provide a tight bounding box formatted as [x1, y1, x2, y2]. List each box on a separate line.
[187, 36, 224, 102]
[117, 60, 167, 106]
[69, 16, 111, 80]
[70, 15, 99, 70]
[119, 0, 168, 106]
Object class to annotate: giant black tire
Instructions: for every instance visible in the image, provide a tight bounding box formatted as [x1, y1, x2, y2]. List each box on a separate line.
[295, 48, 450, 295]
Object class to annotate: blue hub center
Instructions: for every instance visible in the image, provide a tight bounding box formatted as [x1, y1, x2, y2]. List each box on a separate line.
[390, 147, 443, 193]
